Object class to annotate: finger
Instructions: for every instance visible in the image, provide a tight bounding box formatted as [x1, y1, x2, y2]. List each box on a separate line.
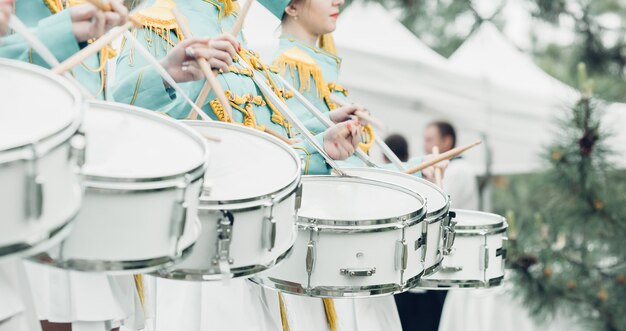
[210, 40, 237, 58]
[104, 12, 122, 29]
[337, 137, 355, 158]
[93, 9, 106, 38]
[74, 4, 98, 21]
[208, 58, 230, 73]
[109, 0, 129, 21]
[194, 47, 233, 67]
[186, 64, 204, 81]
[212, 33, 239, 51]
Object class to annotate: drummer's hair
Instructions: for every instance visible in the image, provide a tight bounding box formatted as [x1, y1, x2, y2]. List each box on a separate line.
[430, 121, 457, 148]
[384, 134, 409, 162]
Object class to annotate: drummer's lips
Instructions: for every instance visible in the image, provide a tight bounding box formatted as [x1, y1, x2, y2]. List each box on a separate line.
[330, 12, 339, 20]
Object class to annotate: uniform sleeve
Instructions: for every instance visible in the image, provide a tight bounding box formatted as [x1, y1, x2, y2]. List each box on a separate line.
[280, 66, 330, 135]
[292, 133, 331, 175]
[111, 30, 189, 117]
[0, 10, 79, 65]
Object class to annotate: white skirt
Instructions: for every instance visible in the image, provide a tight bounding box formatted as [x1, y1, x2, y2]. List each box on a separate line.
[0, 260, 42, 331]
[23, 261, 141, 328]
[152, 277, 276, 331]
[256, 288, 402, 331]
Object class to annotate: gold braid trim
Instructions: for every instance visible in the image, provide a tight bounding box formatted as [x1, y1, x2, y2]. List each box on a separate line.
[318, 34, 337, 55]
[359, 124, 375, 154]
[328, 82, 349, 96]
[278, 293, 290, 331]
[209, 98, 233, 123]
[322, 298, 338, 331]
[274, 47, 329, 99]
[42, 0, 63, 13]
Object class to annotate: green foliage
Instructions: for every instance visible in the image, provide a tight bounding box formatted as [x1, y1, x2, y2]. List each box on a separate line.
[491, 84, 626, 330]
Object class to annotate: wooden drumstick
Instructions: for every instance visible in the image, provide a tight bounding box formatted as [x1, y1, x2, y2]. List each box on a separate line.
[201, 133, 222, 143]
[85, 0, 112, 11]
[264, 127, 294, 145]
[192, 0, 255, 114]
[404, 140, 482, 175]
[171, 8, 233, 120]
[53, 16, 142, 75]
[432, 146, 443, 188]
[329, 95, 385, 131]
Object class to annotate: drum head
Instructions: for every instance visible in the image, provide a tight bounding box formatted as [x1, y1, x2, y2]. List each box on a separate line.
[343, 167, 448, 217]
[183, 121, 300, 202]
[453, 209, 506, 230]
[0, 60, 81, 151]
[83, 101, 207, 179]
[299, 176, 423, 223]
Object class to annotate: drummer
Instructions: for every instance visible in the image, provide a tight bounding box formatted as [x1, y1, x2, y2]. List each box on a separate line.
[0, 2, 144, 331]
[256, 0, 448, 329]
[112, 0, 360, 176]
[110, 0, 361, 330]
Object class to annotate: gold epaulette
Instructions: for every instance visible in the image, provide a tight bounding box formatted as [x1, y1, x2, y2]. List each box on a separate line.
[43, 0, 64, 14]
[274, 47, 327, 98]
[132, 0, 184, 47]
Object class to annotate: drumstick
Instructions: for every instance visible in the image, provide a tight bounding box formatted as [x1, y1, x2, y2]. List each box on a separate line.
[329, 95, 385, 131]
[85, 0, 112, 11]
[201, 133, 222, 143]
[432, 146, 443, 188]
[264, 127, 294, 145]
[53, 16, 141, 75]
[404, 140, 482, 175]
[192, 0, 255, 114]
[171, 8, 233, 120]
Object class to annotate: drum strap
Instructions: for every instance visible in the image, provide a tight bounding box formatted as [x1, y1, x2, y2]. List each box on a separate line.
[322, 298, 338, 331]
[278, 293, 290, 331]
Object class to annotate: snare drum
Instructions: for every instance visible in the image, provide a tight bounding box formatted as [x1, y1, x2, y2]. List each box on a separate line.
[417, 209, 508, 289]
[155, 121, 301, 280]
[252, 176, 426, 297]
[0, 60, 84, 260]
[33, 101, 207, 273]
[342, 168, 452, 276]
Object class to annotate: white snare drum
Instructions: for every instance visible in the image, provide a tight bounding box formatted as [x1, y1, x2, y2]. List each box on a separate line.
[418, 210, 508, 289]
[252, 176, 426, 297]
[342, 168, 452, 276]
[0, 60, 84, 260]
[155, 121, 301, 280]
[33, 101, 207, 273]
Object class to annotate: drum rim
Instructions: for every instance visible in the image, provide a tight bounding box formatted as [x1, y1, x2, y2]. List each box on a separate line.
[250, 270, 425, 298]
[451, 209, 508, 233]
[415, 275, 505, 289]
[297, 175, 426, 227]
[182, 120, 302, 206]
[342, 167, 450, 219]
[82, 101, 210, 183]
[29, 216, 202, 274]
[153, 244, 295, 281]
[0, 60, 83, 164]
[198, 176, 300, 211]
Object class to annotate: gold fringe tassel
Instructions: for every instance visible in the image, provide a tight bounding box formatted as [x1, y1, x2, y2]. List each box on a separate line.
[274, 48, 328, 99]
[219, 0, 236, 16]
[278, 293, 291, 331]
[322, 298, 338, 331]
[133, 274, 145, 308]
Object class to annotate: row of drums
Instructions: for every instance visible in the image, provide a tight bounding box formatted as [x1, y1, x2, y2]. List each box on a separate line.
[1, 59, 508, 299]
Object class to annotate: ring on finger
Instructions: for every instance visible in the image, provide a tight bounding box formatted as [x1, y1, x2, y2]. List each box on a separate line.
[185, 47, 195, 58]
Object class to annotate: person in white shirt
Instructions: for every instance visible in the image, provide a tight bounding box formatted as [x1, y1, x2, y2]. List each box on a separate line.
[423, 121, 479, 210]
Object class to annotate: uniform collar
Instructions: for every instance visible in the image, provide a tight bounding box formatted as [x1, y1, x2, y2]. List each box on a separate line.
[279, 36, 342, 66]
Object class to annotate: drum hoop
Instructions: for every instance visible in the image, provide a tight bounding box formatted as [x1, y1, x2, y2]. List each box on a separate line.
[342, 167, 448, 219]
[198, 175, 301, 209]
[296, 208, 426, 232]
[0, 59, 83, 157]
[154, 244, 295, 281]
[0, 204, 79, 260]
[251, 270, 425, 298]
[451, 209, 508, 233]
[83, 164, 205, 192]
[30, 217, 201, 274]
[83, 101, 210, 182]
[182, 120, 302, 205]
[297, 175, 426, 227]
[416, 275, 505, 289]
[455, 225, 508, 236]
[423, 257, 444, 277]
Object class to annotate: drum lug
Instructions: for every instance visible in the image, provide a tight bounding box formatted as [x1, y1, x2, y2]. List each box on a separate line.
[440, 265, 463, 273]
[305, 240, 316, 275]
[262, 196, 277, 252]
[25, 145, 43, 221]
[69, 131, 86, 168]
[395, 240, 408, 271]
[170, 179, 190, 239]
[442, 211, 457, 256]
[480, 244, 490, 271]
[417, 222, 428, 262]
[294, 183, 303, 211]
[340, 267, 376, 277]
[213, 210, 235, 270]
[496, 247, 506, 259]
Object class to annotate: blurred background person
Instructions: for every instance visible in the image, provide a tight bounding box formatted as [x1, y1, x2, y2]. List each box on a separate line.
[383, 134, 409, 163]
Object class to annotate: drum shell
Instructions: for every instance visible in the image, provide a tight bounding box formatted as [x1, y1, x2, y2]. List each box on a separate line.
[42, 177, 203, 273]
[158, 188, 298, 280]
[0, 140, 82, 260]
[418, 210, 507, 289]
